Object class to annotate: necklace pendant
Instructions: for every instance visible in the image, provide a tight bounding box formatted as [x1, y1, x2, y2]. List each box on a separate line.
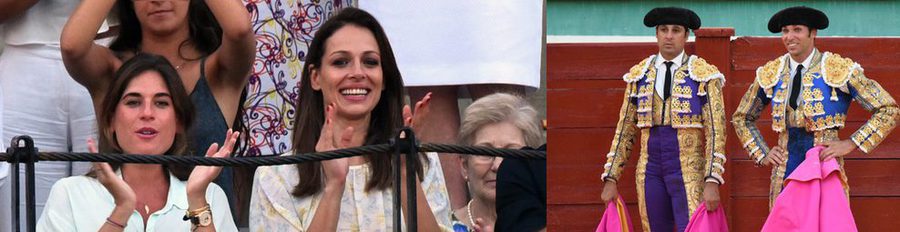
[144, 205, 150, 214]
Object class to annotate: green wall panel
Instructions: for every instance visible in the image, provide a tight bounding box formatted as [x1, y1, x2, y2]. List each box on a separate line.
[548, 0, 900, 36]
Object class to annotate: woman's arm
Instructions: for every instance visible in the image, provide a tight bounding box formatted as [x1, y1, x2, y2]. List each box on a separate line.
[97, 207, 131, 232]
[0, 0, 38, 24]
[187, 130, 241, 231]
[86, 139, 136, 232]
[305, 181, 345, 231]
[205, 0, 255, 89]
[60, 0, 119, 95]
[307, 105, 351, 231]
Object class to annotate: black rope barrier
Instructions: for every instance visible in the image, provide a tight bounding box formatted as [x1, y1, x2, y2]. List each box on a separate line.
[0, 144, 392, 166]
[420, 143, 546, 160]
[0, 142, 544, 166]
[3, 130, 546, 232]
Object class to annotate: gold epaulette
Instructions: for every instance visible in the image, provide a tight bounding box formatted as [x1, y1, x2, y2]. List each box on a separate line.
[687, 56, 724, 83]
[623, 55, 654, 83]
[821, 52, 860, 88]
[755, 55, 785, 90]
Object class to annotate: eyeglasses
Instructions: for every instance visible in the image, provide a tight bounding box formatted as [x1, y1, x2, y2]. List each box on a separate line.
[470, 155, 501, 163]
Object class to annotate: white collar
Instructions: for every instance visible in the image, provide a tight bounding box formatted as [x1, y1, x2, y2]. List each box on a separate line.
[789, 48, 817, 72]
[112, 170, 188, 210]
[656, 50, 686, 68]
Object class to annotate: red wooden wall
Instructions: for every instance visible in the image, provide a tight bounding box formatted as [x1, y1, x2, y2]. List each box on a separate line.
[547, 28, 900, 231]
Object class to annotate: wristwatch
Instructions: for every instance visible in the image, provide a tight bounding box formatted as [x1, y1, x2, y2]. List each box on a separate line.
[183, 204, 212, 229]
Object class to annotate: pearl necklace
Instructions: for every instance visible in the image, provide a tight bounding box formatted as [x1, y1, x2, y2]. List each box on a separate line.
[466, 200, 476, 228]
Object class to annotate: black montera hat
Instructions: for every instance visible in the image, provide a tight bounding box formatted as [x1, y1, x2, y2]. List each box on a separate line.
[768, 6, 829, 33]
[644, 7, 701, 30]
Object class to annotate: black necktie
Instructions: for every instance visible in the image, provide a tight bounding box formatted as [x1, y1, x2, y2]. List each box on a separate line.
[789, 64, 804, 109]
[663, 61, 674, 100]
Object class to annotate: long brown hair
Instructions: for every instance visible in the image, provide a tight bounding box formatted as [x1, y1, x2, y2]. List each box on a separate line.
[291, 8, 422, 197]
[96, 53, 195, 180]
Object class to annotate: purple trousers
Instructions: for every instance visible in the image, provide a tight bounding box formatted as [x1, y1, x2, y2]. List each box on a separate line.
[643, 126, 690, 232]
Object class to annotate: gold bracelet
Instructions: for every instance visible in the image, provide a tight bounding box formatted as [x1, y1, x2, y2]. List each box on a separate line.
[183, 204, 213, 228]
[186, 204, 210, 217]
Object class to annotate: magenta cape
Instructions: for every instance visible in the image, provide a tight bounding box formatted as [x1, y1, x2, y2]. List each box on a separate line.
[685, 202, 729, 232]
[595, 196, 635, 232]
[761, 146, 857, 232]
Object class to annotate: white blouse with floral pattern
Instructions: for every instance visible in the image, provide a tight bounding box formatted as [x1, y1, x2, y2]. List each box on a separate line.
[250, 152, 452, 231]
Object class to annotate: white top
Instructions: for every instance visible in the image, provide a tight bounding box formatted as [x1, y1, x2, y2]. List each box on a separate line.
[250, 152, 452, 231]
[3, 0, 111, 46]
[37, 173, 236, 232]
[360, 1, 542, 88]
[654, 50, 686, 97]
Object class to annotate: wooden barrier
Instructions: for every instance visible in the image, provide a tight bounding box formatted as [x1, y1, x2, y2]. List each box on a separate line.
[548, 28, 900, 231]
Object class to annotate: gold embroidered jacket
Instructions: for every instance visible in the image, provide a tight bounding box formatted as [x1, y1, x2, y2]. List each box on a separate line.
[602, 54, 728, 184]
[732, 50, 900, 200]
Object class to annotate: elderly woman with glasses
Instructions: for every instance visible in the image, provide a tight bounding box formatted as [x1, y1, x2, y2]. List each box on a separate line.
[452, 92, 543, 232]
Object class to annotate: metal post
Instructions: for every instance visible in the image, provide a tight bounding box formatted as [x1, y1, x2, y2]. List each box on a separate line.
[392, 128, 418, 232]
[402, 128, 418, 232]
[8, 136, 37, 232]
[392, 136, 402, 232]
[8, 139, 20, 232]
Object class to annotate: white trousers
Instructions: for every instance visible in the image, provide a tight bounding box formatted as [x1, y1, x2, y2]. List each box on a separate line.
[0, 44, 97, 231]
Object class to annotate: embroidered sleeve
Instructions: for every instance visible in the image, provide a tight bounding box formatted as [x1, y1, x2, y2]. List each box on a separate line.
[702, 78, 727, 184]
[732, 80, 772, 165]
[846, 68, 900, 153]
[601, 84, 639, 182]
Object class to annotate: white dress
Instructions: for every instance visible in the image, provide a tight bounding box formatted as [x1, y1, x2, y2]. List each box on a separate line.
[250, 152, 452, 231]
[360, 1, 542, 88]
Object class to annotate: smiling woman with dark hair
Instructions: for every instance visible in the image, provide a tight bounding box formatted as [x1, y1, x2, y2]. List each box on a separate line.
[37, 53, 239, 231]
[249, 7, 452, 231]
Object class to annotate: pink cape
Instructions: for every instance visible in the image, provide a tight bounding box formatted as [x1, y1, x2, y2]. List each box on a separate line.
[685, 202, 729, 232]
[761, 146, 857, 232]
[595, 196, 635, 232]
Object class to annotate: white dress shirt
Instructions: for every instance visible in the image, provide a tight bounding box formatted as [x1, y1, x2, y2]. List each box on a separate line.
[654, 51, 686, 98]
[788, 49, 817, 107]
